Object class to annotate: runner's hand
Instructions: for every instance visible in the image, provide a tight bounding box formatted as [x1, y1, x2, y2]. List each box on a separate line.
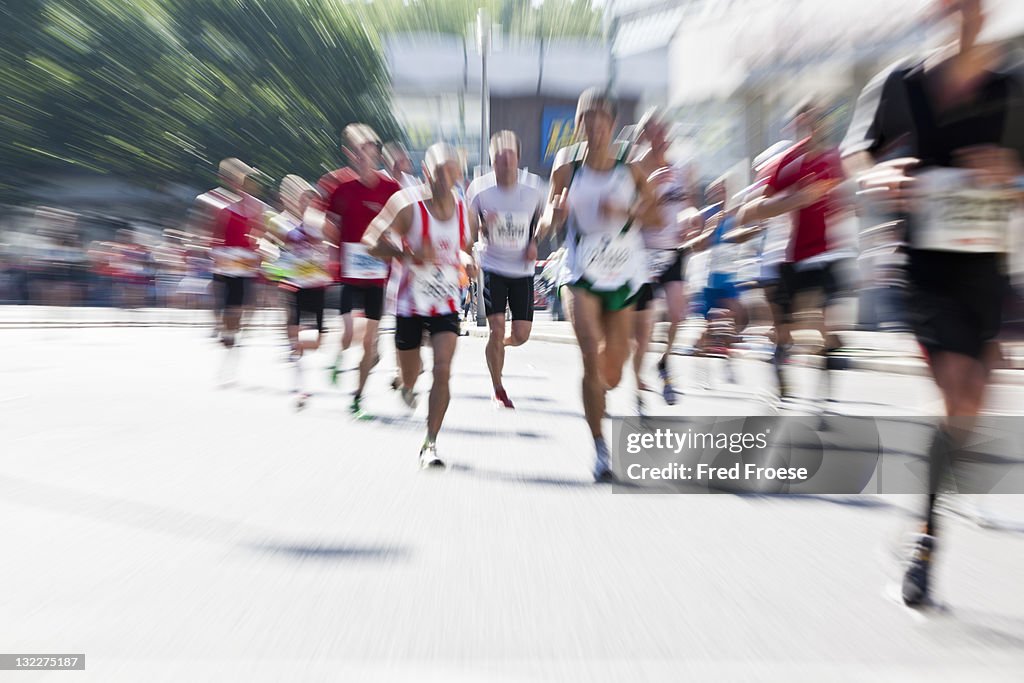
[460, 251, 479, 279]
[856, 158, 918, 214]
[525, 238, 538, 263]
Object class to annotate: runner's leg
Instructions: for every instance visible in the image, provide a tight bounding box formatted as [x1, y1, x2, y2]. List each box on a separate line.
[486, 313, 507, 391]
[571, 290, 606, 439]
[426, 330, 458, 441]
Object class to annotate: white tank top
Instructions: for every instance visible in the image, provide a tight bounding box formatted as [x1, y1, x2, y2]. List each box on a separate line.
[564, 159, 647, 291]
[396, 197, 469, 317]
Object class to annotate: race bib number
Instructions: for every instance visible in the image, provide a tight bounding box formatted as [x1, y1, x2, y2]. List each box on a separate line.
[213, 247, 259, 276]
[914, 169, 1016, 254]
[581, 231, 643, 290]
[410, 263, 461, 314]
[343, 243, 388, 279]
[488, 211, 532, 250]
[646, 249, 678, 279]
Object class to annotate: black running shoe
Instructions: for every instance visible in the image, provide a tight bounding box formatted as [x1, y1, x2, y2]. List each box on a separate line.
[902, 534, 935, 607]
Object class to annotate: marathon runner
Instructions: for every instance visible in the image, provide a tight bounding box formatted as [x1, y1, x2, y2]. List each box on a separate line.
[841, 0, 1024, 606]
[382, 141, 423, 391]
[364, 143, 478, 469]
[740, 99, 851, 406]
[538, 88, 664, 482]
[466, 131, 545, 408]
[208, 161, 265, 352]
[190, 158, 248, 338]
[630, 109, 696, 409]
[266, 176, 334, 409]
[686, 173, 749, 387]
[319, 124, 401, 417]
[730, 140, 797, 397]
[383, 141, 421, 191]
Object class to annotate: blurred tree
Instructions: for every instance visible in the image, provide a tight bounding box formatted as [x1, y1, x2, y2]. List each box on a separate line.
[0, 0, 601, 203]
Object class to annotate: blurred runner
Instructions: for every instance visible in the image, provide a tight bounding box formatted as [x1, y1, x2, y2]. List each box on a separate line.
[842, 0, 1024, 607]
[382, 141, 424, 391]
[383, 141, 421, 191]
[365, 143, 478, 469]
[466, 131, 545, 409]
[537, 89, 664, 482]
[631, 109, 697, 409]
[209, 161, 264, 352]
[687, 175, 748, 386]
[267, 176, 334, 410]
[319, 124, 401, 417]
[730, 140, 797, 396]
[741, 99, 851, 405]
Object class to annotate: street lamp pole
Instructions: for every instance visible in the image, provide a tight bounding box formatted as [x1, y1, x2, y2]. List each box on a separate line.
[475, 8, 491, 328]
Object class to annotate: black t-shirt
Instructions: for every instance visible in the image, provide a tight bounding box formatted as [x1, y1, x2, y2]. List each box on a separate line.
[842, 54, 1024, 166]
[842, 54, 1024, 248]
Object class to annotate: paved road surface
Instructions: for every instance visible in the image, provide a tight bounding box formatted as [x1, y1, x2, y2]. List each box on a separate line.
[2, 326, 1024, 681]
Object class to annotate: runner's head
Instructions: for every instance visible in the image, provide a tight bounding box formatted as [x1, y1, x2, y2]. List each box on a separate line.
[279, 175, 316, 217]
[218, 158, 253, 193]
[787, 96, 828, 144]
[342, 123, 383, 176]
[638, 108, 670, 153]
[422, 142, 460, 197]
[383, 141, 413, 177]
[575, 88, 617, 149]
[489, 130, 520, 187]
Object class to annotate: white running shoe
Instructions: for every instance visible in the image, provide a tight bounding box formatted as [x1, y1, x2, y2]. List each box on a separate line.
[419, 441, 445, 470]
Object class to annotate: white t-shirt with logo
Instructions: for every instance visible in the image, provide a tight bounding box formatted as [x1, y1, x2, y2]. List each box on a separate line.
[467, 172, 544, 278]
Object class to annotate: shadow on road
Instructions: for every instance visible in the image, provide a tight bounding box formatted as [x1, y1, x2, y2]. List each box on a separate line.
[371, 415, 548, 440]
[448, 463, 593, 489]
[245, 542, 409, 562]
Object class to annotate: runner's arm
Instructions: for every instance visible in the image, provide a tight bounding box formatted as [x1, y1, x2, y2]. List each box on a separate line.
[365, 204, 413, 261]
[536, 164, 572, 242]
[630, 163, 666, 229]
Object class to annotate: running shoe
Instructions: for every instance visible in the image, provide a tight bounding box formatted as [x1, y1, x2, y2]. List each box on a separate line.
[662, 380, 677, 406]
[773, 345, 791, 398]
[419, 441, 445, 470]
[657, 357, 670, 381]
[349, 394, 373, 420]
[295, 391, 311, 411]
[901, 533, 935, 607]
[400, 387, 418, 410]
[328, 352, 342, 386]
[593, 438, 613, 483]
[390, 376, 401, 392]
[494, 387, 515, 409]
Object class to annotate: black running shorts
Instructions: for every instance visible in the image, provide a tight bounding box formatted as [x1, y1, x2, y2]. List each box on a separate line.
[339, 283, 384, 321]
[906, 250, 1007, 359]
[217, 275, 251, 309]
[395, 314, 461, 351]
[484, 271, 534, 321]
[774, 262, 840, 319]
[290, 287, 326, 332]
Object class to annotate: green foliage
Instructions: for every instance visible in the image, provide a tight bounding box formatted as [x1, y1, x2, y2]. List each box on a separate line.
[0, 0, 602, 202]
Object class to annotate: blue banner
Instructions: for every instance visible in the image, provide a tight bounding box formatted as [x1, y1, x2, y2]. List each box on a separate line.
[540, 106, 576, 166]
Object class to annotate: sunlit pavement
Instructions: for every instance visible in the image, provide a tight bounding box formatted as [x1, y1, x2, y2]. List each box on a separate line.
[3, 325, 1024, 682]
